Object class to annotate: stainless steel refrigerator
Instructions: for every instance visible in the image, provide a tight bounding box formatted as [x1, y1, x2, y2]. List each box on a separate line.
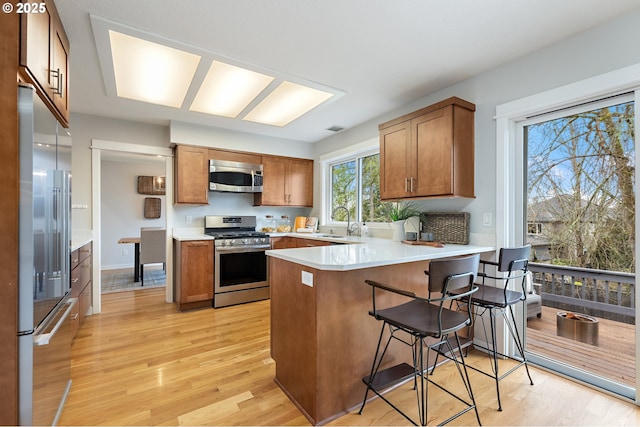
[18, 84, 75, 426]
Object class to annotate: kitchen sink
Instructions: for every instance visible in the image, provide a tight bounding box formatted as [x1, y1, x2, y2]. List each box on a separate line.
[318, 234, 345, 238]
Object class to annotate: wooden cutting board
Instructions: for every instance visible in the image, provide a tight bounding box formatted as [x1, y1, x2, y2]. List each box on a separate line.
[401, 240, 445, 248]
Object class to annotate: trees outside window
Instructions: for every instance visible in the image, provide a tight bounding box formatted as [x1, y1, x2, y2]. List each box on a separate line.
[526, 98, 635, 272]
[329, 152, 392, 223]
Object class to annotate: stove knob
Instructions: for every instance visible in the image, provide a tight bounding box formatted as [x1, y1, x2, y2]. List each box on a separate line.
[243, 238, 250, 244]
[230, 239, 237, 245]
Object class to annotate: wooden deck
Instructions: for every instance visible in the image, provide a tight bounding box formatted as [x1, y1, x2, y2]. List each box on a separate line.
[526, 305, 635, 387]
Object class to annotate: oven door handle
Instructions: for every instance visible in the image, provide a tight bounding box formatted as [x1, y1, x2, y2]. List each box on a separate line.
[215, 245, 270, 254]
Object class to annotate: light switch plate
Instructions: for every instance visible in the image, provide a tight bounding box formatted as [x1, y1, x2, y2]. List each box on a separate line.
[301, 271, 313, 287]
[482, 212, 492, 227]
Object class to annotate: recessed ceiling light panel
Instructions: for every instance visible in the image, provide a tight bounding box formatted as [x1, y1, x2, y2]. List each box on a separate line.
[109, 30, 201, 108]
[243, 81, 334, 127]
[190, 61, 274, 118]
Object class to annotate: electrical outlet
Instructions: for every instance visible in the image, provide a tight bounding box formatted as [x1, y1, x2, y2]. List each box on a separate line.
[301, 271, 313, 287]
[122, 249, 128, 256]
[185, 215, 193, 225]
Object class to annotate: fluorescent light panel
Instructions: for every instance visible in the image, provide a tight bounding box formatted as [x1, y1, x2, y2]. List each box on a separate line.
[109, 30, 201, 108]
[107, 29, 337, 126]
[190, 61, 274, 118]
[243, 81, 334, 127]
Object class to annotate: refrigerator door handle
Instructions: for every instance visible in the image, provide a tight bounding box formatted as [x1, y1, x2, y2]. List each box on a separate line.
[33, 298, 77, 347]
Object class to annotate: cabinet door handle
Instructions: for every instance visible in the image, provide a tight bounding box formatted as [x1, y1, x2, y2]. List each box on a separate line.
[410, 177, 415, 192]
[405, 178, 409, 192]
[51, 68, 63, 96]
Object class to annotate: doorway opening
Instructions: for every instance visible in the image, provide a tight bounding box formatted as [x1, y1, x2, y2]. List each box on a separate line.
[90, 140, 173, 314]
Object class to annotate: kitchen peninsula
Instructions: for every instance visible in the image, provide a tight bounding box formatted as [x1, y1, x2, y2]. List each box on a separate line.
[267, 237, 493, 425]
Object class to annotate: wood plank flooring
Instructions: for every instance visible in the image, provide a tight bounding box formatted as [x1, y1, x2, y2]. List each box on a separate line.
[58, 288, 640, 426]
[527, 305, 635, 386]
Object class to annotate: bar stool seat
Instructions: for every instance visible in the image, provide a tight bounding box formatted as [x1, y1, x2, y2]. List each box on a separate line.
[374, 299, 471, 337]
[359, 254, 482, 426]
[472, 285, 523, 308]
[452, 245, 534, 411]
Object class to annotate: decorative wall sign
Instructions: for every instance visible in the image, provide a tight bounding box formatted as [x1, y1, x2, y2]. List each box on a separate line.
[137, 176, 165, 195]
[144, 197, 161, 219]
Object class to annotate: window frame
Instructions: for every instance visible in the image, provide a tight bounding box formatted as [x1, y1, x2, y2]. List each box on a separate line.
[323, 146, 388, 228]
[496, 63, 640, 401]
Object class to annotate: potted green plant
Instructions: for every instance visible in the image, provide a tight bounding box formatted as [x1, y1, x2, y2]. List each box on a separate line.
[389, 201, 420, 221]
[388, 202, 420, 241]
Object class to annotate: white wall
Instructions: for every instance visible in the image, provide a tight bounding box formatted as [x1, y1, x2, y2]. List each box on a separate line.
[170, 120, 315, 159]
[101, 157, 166, 269]
[70, 113, 170, 231]
[312, 9, 640, 246]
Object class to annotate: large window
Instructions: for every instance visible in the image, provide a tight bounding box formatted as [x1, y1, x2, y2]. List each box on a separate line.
[328, 151, 391, 224]
[496, 66, 640, 399]
[521, 94, 636, 397]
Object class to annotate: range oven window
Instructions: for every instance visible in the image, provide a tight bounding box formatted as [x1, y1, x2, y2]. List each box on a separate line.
[218, 251, 267, 287]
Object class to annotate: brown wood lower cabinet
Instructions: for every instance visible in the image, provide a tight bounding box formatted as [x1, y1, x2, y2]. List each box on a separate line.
[270, 236, 332, 249]
[174, 239, 214, 311]
[70, 241, 92, 339]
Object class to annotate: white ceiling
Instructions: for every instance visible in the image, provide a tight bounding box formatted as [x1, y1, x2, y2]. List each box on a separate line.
[55, 0, 640, 143]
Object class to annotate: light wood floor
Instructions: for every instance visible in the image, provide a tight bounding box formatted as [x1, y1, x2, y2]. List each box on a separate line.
[59, 288, 640, 426]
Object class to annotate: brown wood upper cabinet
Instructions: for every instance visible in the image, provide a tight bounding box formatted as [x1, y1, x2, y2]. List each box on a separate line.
[209, 148, 262, 165]
[379, 97, 475, 200]
[19, 0, 70, 126]
[174, 145, 209, 204]
[255, 156, 313, 207]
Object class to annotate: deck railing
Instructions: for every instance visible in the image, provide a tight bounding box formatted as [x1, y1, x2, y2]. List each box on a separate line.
[528, 262, 635, 324]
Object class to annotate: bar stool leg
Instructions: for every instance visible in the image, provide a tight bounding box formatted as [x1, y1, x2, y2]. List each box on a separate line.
[506, 304, 534, 386]
[488, 308, 502, 411]
[359, 323, 387, 414]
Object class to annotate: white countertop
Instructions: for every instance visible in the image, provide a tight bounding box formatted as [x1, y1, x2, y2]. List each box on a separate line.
[267, 235, 494, 271]
[172, 230, 494, 271]
[72, 230, 93, 251]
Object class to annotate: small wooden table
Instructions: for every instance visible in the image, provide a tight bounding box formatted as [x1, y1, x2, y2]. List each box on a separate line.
[117, 237, 141, 282]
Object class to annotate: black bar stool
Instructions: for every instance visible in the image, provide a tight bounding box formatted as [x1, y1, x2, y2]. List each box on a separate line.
[359, 254, 481, 426]
[453, 245, 534, 411]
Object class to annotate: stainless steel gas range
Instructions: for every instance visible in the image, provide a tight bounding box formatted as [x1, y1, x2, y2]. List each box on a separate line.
[205, 216, 270, 308]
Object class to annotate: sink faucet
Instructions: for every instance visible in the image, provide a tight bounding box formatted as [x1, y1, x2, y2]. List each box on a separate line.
[332, 206, 354, 236]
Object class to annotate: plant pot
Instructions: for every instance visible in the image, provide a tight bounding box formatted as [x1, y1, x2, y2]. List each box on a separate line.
[556, 312, 599, 346]
[390, 220, 405, 242]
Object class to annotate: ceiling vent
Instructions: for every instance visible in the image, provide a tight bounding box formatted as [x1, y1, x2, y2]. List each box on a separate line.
[326, 125, 345, 132]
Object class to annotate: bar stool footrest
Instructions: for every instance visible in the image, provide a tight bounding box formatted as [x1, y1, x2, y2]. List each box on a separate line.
[362, 362, 415, 391]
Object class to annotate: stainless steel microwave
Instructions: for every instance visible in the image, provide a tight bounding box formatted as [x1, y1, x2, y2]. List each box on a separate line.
[209, 159, 263, 193]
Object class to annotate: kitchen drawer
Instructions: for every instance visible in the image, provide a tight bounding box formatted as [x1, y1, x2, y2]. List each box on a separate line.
[70, 297, 80, 339]
[70, 256, 91, 298]
[71, 248, 80, 270]
[78, 242, 92, 264]
[78, 283, 91, 326]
